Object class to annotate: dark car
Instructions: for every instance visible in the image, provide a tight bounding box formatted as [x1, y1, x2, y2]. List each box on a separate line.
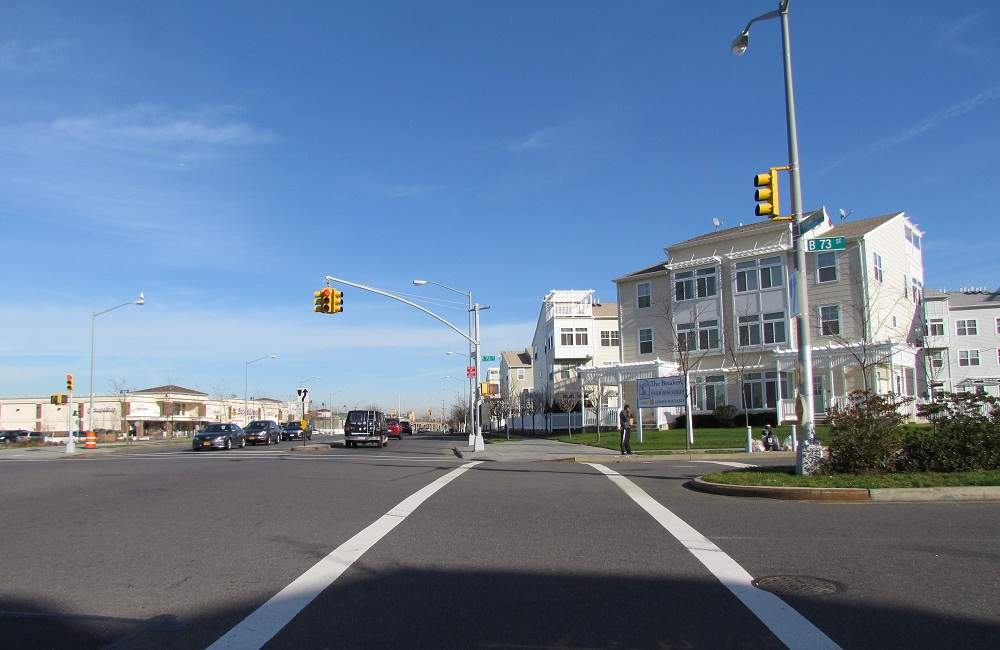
[400, 420, 412, 435]
[244, 420, 281, 446]
[282, 421, 312, 441]
[1, 429, 33, 444]
[193, 423, 245, 450]
[344, 410, 387, 448]
[386, 418, 402, 439]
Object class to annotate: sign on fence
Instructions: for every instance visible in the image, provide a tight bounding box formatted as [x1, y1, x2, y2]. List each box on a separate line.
[637, 375, 686, 408]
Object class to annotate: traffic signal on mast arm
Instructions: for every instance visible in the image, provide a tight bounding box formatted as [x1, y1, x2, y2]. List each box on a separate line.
[66, 373, 74, 392]
[314, 287, 332, 313]
[754, 170, 779, 217]
[331, 288, 344, 314]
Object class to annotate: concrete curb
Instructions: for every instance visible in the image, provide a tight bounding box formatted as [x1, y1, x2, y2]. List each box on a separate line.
[689, 477, 870, 501]
[287, 444, 329, 453]
[689, 477, 1000, 502]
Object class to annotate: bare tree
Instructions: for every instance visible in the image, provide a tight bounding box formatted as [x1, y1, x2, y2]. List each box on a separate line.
[583, 385, 618, 440]
[819, 269, 915, 393]
[659, 299, 718, 445]
[721, 303, 769, 431]
[107, 377, 132, 440]
[554, 391, 580, 438]
[521, 389, 539, 434]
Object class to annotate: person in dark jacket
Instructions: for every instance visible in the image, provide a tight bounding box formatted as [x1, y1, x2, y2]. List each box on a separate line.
[619, 405, 634, 455]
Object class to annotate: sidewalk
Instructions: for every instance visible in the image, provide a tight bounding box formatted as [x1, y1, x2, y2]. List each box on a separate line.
[453, 438, 617, 462]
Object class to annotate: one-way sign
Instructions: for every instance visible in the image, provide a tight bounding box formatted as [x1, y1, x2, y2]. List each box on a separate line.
[791, 207, 827, 239]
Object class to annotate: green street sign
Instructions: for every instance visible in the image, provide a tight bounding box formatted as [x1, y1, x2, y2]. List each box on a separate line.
[481, 355, 497, 362]
[807, 236, 847, 252]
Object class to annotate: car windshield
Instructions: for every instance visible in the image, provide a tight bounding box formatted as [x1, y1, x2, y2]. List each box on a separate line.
[348, 412, 372, 423]
[246, 421, 268, 429]
[203, 424, 229, 433]
[283, 423, 302, 430]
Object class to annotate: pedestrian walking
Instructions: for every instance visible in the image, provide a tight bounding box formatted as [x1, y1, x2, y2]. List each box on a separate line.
[619, 404, 634, 455]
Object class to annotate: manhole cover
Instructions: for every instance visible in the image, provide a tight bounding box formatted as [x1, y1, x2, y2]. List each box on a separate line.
[752, 575, 842, 596]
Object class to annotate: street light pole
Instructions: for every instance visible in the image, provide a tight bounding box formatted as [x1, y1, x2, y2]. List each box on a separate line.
[87, 292, 144, 441]
[733, 0, 818, 473]
[244, 355, 277, 426]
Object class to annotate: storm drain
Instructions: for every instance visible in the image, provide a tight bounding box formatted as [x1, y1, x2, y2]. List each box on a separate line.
[752, 575, 843, 596]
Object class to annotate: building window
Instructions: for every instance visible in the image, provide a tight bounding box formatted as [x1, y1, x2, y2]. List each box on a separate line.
[696, 267, 717, 298]
[820, 304, 841, 336]
[675, 271, 694, 301]
[959, 350, 980, 367]
[693, 375, 726, 411]
[928, 319, 944, 336]
[636, 282, 651, 309]
[759, 256, 784, 289]
[735, 260, 758, 293]
[638, 328, 653, 355]
[928, 350, 944, 369]
[677, 323, 697, 351]
[517, 369, 525, 381]
[817, 251, 837, 283]
[956, 319, 977, 336]
[738, 314, 761, 346]
[762, 311, 787, 344]
[698, 320, 720, 350]
[911, 277, 922, 302]
[905, 225, 922, 250]
[574, 328, 588, 346]
[873, 252, 884, 283]
[601, 330, 620, 347]
[996, 317, 1000, 334]
[560, 328, 573, 345]
[741, 371, 790, 410]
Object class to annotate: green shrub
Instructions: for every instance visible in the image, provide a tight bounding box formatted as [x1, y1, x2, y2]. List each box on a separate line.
[901, 393, 1000, 472]
[713, 404, 738, 427]
[824, 391, 909, 474]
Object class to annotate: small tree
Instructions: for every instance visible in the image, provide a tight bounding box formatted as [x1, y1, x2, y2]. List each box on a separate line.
[825, 391, 911, 474]
[583, 384, 618, 441]
[658, 300, 717, 446]
[107, 377, 132, 440]
[555, 391, 581, 438]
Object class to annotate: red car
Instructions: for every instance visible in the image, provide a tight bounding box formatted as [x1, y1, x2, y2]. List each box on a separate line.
[386, 418, 402, 439]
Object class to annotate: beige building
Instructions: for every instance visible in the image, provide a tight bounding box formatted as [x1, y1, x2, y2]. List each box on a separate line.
[0, 384, 296, 437]
[615, 212, 925, 426]
[499, 349, 533, 403]
[921, 288, 1000, 397]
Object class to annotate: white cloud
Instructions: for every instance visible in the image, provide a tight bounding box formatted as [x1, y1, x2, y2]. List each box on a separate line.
[507, 128, 553, 152]
[0, 39, 72, 73]
[936, 11, 993, 60]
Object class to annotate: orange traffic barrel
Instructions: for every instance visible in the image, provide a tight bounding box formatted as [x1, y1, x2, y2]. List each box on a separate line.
[84, 431, 97, 449]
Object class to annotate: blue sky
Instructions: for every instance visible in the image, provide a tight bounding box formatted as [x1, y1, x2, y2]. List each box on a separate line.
[2, 1, 998, 414]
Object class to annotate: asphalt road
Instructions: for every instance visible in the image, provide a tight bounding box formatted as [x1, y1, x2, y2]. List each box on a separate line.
[1, 433, 996, 649]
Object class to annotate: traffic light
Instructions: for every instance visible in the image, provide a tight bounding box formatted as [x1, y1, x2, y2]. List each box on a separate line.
[66, 373, 74, 392]
[313, 288, 332, 313]
[331, 289, 343, 314]
[51, 393, 59, 405]
[754, 170, 778, 217]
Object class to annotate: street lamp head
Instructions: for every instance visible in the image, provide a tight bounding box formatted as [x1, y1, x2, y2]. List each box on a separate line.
[269, 355, 277, 359]
[135, 292, 145, 306]
[731, 30, 750, 55]
[412, 279, 427, 286]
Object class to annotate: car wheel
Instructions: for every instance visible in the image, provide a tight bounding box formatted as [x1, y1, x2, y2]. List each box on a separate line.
[240, 437, 246, 448]
[225, 438, 232, 450]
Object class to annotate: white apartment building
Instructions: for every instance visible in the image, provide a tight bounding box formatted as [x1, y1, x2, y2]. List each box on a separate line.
[499, 349, 533, 401]
[530, 290, 620, 409]
[0, 384, 298, 436]
[921, 288, 1000, 397]
[615, 212, 926, 427]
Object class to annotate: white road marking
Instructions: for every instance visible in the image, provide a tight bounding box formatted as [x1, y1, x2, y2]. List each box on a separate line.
[207, 460, 483, 650]
[692, 460, 757, 468]
[587, 463, 840, 650]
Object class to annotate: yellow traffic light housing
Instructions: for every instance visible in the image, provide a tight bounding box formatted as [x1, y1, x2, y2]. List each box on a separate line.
[331, 289, 343, 314]
[66, 373, 74, 392]
[753, 166, 789, 219]
[313, 288, 332, 313]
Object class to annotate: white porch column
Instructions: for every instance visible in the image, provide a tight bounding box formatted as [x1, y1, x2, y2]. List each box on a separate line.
[840, 364, 847, 402]
[774, 359, 783, 424]
[827, 357, 835, 410]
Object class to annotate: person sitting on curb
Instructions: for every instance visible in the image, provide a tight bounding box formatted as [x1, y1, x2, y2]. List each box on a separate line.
[762, 424, 779, 451]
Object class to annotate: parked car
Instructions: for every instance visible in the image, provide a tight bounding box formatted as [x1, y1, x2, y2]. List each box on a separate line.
[243, 420, 282, 446]
[282, 421, 312, 441]
[386, 418, 402, 439]
[400, 420, 412, 435]
[1, 429, 32, 444]
[344, 410, 388, 448]
[192, 423, 245, 450]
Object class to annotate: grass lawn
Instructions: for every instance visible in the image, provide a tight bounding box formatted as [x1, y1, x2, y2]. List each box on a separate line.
[536, 425, 830, 453]
[702, 466, 1000, 489]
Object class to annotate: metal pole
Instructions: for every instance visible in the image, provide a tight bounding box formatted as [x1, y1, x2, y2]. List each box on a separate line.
[473, 303, 484, 451]
[89, 313, 95, 433]
[244, 362, 249, 427]
[779, 2, 817, 462]
[66, 388, 75, 454]
[468, 291, 475, 444]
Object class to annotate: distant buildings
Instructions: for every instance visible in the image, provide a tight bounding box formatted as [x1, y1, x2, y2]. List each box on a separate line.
[921, 288, 1000, 397]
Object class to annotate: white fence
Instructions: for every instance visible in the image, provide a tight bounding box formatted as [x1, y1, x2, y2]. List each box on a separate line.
[500, 408, 619, 433]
